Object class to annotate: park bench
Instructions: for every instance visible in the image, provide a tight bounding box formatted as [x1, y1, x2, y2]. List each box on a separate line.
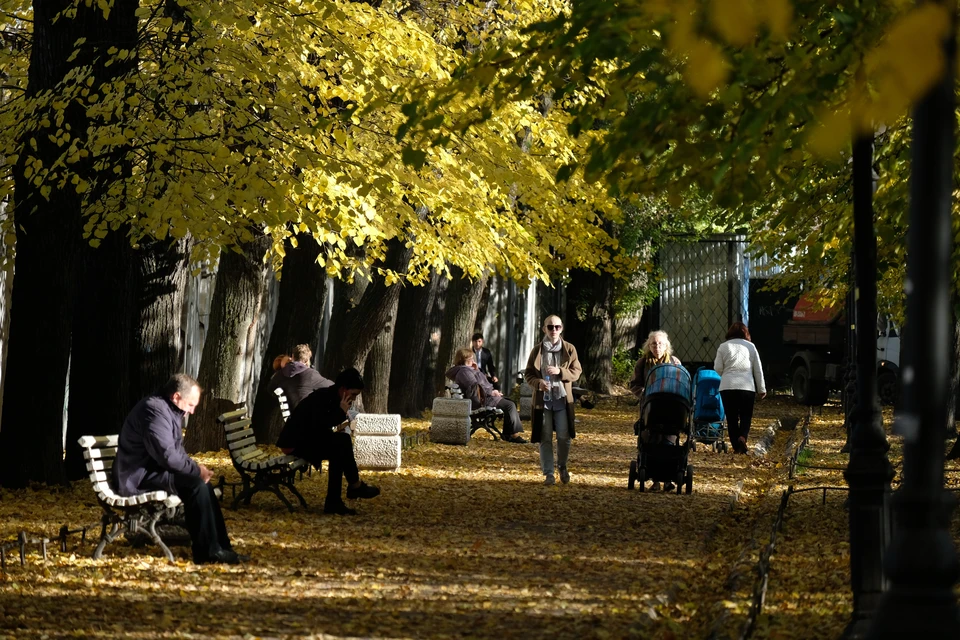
[218, 407, 309, 512]
[273, 387, 292, 422]
[449, 383, 505, 440]
[78, 434, 183, 562]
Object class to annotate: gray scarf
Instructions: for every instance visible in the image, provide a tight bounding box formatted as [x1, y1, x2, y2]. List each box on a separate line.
[541, 339, 567, 400]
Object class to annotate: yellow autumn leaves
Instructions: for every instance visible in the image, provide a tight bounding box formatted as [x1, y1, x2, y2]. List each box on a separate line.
[653, 0, 952, 156]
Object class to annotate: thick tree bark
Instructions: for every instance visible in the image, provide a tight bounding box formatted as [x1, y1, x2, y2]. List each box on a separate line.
[132, 236, 192, 402]
[363, 296, 399, 414]
[186, 238, 270, 453]
[388, 273, 441, 417]
[945, 313, 960, 459]
[64, 232, 137, 480]
[434, 267, 489, 395]
[250, 234, 327, 443]
[422, 276, 449, 409]
[323, 227, 423, 376]
[0, 0, 137, 487]
[565, 268, 614, 393]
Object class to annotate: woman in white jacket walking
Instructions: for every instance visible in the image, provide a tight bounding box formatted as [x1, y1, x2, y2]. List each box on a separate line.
[714, 322, 766, 454]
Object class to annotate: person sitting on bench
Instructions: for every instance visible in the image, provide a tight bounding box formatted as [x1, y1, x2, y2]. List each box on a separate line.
[115, 374, 246, 565]
[277, 367, 381, 515]
[446, 348, 527, 443]
[269, 343, 334, 411]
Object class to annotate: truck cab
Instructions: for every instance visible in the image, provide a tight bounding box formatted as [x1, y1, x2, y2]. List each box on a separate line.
[784, 295, 900, 405]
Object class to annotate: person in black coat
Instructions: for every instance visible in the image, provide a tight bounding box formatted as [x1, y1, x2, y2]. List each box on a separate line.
[115, 374, 244, 565]
[277, 367, 381, 515]
[471, 332, 500, 391]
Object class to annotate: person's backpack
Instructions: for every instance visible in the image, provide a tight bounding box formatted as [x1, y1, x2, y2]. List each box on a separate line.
[693, 367, 725, 424]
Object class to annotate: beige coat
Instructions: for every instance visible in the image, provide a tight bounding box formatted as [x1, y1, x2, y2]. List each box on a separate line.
[524, 340, 582, 442]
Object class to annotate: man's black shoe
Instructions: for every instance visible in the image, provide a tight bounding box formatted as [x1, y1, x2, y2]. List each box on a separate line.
[200, 549, 243, 565]
[346, 481, 381, 500]
[323, 501, 358, 515]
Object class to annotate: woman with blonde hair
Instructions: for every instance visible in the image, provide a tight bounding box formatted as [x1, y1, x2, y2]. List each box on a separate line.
[629, 331, 681, 399]
[629, 330, 682, 490]
[446, 348, 526, 443]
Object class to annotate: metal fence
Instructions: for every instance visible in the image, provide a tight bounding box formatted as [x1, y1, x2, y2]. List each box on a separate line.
[658, 235, 749, 365]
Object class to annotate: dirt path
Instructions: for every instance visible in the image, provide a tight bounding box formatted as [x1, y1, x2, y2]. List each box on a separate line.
[0, 397, 801, 639]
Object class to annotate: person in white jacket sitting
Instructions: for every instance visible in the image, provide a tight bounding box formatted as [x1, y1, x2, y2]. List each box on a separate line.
[714, 322, 766, 454]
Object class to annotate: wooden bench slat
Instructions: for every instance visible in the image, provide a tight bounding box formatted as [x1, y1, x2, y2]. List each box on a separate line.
[84, 447, 118, 460]
[226, 428, 254, 442]
[229, 435, 257, 451]
[86, 458, 114, 471]
[223, 418, 252, 433]
[217, 408, 247, 422]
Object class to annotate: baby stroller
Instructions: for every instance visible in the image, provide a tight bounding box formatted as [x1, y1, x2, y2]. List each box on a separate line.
[691, 367, 728, 452]
[627, 363, 694, 494]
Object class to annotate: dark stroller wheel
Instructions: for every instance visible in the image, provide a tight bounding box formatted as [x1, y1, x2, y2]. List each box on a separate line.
[722, 441, 729, 453]
[628, 460, 637, 490]
[685, 464, 694, 494]
[675, 473, 683, 494]
[637, 468, 646, 492]
[691, 440, 697, 452]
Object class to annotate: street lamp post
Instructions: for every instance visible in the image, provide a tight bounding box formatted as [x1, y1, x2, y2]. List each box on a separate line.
[843, 132, 893, 639]
[867, 9, 960, 637]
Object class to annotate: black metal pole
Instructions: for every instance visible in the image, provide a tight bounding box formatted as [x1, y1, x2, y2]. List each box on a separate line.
[867, 5, 960, 636]
[843, 132, 893, 639]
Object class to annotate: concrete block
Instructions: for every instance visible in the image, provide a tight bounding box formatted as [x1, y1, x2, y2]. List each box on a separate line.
[520, 383, 534, 397]
[430, 416, 471, 445]
[355, 434, 402, 471]
[353, 413, 401, 436]
[432, 397, 471, 417]
[520, 396, 534, 420]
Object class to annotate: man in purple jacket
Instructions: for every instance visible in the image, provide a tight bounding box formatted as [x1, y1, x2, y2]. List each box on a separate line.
[115, 373, 243, 565]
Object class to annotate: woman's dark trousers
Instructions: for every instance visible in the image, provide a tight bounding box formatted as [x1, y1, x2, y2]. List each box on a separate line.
[720, 390, 756, 453]
[496, 397, 524, 437]
[173, 473, 232, 563]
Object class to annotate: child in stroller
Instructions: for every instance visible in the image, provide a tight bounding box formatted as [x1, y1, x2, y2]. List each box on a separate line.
[628, 363, 695, 494]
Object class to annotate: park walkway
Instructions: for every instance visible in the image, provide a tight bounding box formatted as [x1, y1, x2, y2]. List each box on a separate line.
[0, 397, 805, 639]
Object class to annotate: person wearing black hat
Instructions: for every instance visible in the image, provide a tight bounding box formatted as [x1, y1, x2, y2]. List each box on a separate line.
[277, 367, 381, 515]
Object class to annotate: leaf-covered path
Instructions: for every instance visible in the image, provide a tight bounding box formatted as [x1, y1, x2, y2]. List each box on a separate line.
[1, 399, 804, 639]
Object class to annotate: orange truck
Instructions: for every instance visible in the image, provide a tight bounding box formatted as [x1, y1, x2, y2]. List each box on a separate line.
[783, 295, 900, 406]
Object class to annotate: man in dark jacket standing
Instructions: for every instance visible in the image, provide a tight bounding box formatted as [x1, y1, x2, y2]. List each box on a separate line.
[471, 332, 500, 391]
[115, 373, 243, 565]
[277, 367, 381, 515]
[269, 343, 333, 410]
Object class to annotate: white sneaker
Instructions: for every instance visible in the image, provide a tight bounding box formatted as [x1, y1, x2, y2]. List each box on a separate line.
[559, 468, 571, 484]
[544, 474, 556, 486]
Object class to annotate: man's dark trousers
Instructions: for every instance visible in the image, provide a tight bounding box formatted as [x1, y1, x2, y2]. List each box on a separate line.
[295, 430, 360, 505]
[173, 474, 231, 563]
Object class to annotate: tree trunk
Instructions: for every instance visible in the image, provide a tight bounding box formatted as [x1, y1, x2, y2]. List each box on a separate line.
[250, 234, 328, 443]
[363, 296, 399, 414]
[0, 0, 137, 487]
[389, 272, 441, 417]
[434, 267, 489, 396]
[64, 232, 137, 480]
[186, 238, 270, 453]
[422, 276, 449, 409]
[132, 236, 193, 402]
[945, 312, 960, 459]
[565, 268, 614, 393]
[323, 229, 423, 376]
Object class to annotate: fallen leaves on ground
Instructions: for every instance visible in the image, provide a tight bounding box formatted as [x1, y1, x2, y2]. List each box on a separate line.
[1, 396, 939, 639]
